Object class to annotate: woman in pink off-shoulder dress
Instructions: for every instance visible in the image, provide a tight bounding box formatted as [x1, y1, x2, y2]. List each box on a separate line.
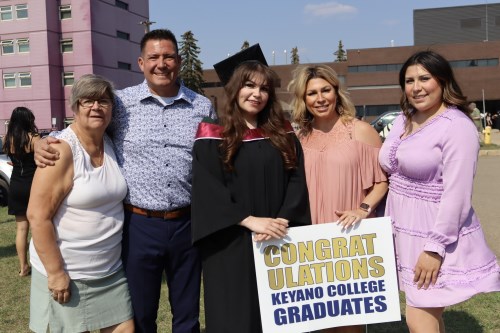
[288, 64, 388, 333]
[379, 50, 500, 333]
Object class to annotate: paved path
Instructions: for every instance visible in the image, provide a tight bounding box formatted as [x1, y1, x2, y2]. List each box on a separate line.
[473, 155, 500, 257]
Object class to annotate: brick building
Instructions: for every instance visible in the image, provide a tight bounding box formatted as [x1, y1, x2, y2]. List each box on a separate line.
[203, 3, 500, 121]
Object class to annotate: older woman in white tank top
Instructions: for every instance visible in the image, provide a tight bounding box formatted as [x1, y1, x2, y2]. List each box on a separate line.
[27, 74, 134, 333]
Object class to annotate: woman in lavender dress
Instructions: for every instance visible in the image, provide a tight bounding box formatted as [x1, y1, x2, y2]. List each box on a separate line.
[379, 50, 500, 332]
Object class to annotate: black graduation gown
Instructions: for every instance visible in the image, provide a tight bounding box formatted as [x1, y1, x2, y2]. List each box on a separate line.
[191, 120, 311, 333]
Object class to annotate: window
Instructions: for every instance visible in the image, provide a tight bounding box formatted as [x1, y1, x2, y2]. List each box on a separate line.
[62, 72, 74, 86]
[349, 63, 402, 73]
[19, 72, 31, 87]
[60, 39, 73, 53]
[115, 0, 129, 10]
[118, 61, 131, 70]
[15, 4, 28, 19]
[0, 6, 12, 21]
[450, 58, 499, 68]
[17, 38, 29, 53]
[460, 18, 481, 29]
[3, 73, 16, 88]
[116, 30, 130, 40]
[59, 5, 71, 19]
[1, 40, 14, 55]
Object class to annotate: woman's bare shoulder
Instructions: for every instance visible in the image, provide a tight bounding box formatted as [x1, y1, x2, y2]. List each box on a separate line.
[353, 120, 382, 147]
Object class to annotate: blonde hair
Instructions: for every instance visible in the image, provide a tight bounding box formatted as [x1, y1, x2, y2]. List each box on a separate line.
[288, 64, 355, 137]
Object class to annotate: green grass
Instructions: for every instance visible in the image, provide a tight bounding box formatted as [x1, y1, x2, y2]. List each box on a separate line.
[0, 206, 498, 332]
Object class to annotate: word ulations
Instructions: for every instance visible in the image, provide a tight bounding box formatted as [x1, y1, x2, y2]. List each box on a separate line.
[253, 217, 400, 333]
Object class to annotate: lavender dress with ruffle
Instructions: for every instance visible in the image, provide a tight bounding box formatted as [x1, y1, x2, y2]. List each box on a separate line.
[379, 107, 500, 307]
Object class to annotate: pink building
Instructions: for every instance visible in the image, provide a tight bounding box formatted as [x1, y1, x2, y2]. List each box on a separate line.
[0, 0, 149, 134]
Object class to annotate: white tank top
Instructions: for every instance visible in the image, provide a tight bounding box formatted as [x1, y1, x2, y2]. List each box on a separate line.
[30, 127, 128, 279]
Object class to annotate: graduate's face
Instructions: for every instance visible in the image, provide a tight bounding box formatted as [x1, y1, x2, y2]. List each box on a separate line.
[404, 64, 443, 114]
[237, 73, 269, 128]
[304, 78, 338, 122]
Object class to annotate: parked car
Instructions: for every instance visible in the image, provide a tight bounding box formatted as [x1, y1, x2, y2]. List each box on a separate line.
[370, 110, 402, 141]
[0, 152, 12, 206]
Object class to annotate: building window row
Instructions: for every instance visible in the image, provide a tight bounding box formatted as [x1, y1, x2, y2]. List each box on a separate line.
[3, 38, 75, 54]
[450, 58, 498, 68]
[0, 4, 28, 21]
[2, 71, 75, 88]
[3, 72, 31, 88]
[59, 5, 71, 20]
[1, 38, 29, 55]
[349, 57, 499, 74]
[460, 18, 481, 29]
[348, 63, 402, 73]
[460, 16, 500, 28]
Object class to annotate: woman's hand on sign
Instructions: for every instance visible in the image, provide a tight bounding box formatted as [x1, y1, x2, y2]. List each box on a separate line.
[335, 209, 369, 230]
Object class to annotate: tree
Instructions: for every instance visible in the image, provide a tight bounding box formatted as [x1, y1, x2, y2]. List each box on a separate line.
[241, 41, 250, 50]
[291, 47, 300, 64]
[179, 30, 205, 95]
[334, 40, 347, 62]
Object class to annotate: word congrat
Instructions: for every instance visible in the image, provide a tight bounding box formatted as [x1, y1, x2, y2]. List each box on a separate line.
[263, 234, 384, 290]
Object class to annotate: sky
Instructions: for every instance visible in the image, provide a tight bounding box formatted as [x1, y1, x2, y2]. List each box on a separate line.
[149, 1, 488, 69]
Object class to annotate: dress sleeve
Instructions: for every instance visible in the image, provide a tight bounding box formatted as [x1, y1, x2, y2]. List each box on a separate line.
[358, 143, 388, 190]
[423, 117, 479, 257]
[277, 136, 312, 228]
[191, 138, 248, 243]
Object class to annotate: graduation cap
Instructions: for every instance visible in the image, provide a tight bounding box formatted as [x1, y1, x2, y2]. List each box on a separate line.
[213, 44, 268, 86]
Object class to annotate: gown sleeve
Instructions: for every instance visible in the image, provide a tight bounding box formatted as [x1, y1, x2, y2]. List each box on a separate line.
[277, 136, 311, 228]
[423, 116, 479, 257]
[191, 138, 249, 244]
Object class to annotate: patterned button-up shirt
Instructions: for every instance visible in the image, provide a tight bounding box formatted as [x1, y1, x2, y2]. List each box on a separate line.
[110, 80, 214, 210]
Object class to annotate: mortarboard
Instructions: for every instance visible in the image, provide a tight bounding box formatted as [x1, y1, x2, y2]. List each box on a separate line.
[213, 44, 268, 86]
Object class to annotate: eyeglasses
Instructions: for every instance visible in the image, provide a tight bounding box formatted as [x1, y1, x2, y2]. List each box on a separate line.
[79, 99, 112, 108]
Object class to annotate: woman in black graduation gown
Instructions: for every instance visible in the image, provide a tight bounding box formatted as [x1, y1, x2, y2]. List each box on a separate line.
[191, 50, 311, 333]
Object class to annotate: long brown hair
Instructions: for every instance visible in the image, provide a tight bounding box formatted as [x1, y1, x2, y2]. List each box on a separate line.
[219, 61, 297, 171]
[399, 50, 470, 129]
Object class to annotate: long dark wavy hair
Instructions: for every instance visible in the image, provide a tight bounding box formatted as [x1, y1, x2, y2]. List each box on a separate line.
[399, 50, 470, 129]
[219, 61, 297, 171]
[3, 107, 39, 158]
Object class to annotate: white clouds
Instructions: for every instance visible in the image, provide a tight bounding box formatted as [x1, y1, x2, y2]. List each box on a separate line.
[304, 2, 358, 17]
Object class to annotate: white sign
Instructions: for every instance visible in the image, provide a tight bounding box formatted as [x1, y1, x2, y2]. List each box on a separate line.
[253, 217, 401, 333]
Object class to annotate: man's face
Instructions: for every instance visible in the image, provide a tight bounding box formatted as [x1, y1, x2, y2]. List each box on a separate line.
[138, 39, 181, 97]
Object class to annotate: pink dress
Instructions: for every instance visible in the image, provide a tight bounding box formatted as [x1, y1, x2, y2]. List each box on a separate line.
[379, 107, 500, 307]
[301, 118, 387, 224]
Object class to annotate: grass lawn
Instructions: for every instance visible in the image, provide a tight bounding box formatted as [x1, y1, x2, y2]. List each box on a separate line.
[0, 206, 498, 332]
